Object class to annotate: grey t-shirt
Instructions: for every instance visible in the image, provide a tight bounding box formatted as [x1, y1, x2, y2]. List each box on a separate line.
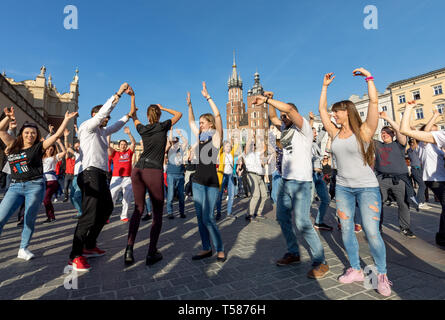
[374, 141, 409, 175]
[331, 134, 378, 188]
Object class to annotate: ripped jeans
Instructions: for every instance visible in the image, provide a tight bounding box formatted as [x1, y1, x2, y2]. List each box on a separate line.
[335, 185, 387, 275]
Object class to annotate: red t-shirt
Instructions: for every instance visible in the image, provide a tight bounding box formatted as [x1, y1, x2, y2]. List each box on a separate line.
[55, 160, 63, 175]
[66, 158, 75, 175]
[111, 149, 134, 177]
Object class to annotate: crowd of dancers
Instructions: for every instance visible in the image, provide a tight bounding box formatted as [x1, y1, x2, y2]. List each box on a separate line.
[1, 68, 445, 298]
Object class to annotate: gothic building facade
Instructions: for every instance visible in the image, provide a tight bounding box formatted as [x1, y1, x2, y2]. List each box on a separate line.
[226, 55, 270, 149]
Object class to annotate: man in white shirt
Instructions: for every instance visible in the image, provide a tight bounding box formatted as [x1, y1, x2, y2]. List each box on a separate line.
[69, 83, 134, 272]
[252, 92, 328, 280]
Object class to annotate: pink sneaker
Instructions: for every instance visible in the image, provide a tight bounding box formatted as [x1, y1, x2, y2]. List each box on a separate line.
[377, 274, 392, 297]
[338, 268, 365, 284]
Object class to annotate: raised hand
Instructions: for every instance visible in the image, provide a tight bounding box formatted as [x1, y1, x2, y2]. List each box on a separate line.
[433, 109, 441, 117]
[251, 95, 267, 106]
[157, 104, 165, 111]
[186, 92, 192, 106]
[118, 83, 129, 95]
[124, 127, 131, 135]
[48, 124, 55, 133]
[264, 91, 274, 99]
[323, 73, 336, 87]
[65, 111, 78, 120]
[3, 107, 15, 120]
[352, 68, 372, 78]
[201, 82, 210, 99]
[126, 86, 134, 96]
[309, 111, 315, 120]
[379, 111, 387, 119]
[64, 128, 70, 137]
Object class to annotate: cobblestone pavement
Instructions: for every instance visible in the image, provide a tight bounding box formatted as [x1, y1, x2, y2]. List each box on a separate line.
[0, 194, 444, 300]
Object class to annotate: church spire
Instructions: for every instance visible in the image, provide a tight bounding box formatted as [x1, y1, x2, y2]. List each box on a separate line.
[228, 50, 242, 89]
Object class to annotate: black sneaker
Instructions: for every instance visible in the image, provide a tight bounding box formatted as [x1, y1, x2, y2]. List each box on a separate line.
[245, 214, 253, 221]
[314, 223, 333, 231]
[142, 214, 152, 221]
[63, 198, 69, 203]
[180, 213, 186, 219]
[436, 233, 445, 247]
[167, 214, 174, 220]
[43, 218, 56, 224]
[146, 251, 163, 266]
[17, 220, 24, 227]
[215, 213, 221, 221]
[400, 228, 416, 239]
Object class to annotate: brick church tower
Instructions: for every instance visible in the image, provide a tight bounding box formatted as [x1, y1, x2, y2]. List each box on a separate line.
[226, 53, 245, 131]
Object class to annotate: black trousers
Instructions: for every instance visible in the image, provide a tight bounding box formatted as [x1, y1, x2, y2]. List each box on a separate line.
[70, 169, 114, 259]
[425, 181, 445, 237]
[64, 174, 74, 198]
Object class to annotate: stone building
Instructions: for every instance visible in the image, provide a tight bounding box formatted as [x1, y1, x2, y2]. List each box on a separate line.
[0, 66, 79, 142]
[388, 67, 445, 130]
[349, 89, 395, 140]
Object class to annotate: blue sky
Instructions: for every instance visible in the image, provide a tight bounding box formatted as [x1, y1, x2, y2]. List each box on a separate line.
[1, 0, 444, 141]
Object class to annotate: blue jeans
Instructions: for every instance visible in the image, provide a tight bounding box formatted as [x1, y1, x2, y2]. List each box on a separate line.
[70, 175, 82, 216]
[167, 174, 185, 215]
[276, 179, 325, 265]
[192, 182, 224, 252]
[312, 172, 331, 224]
[0, 178, 46, 249]
[335, 185, 387, 274]
[271, 171, 282, 205]
[216, 174, 235, 216]
[145, 191, 152, 214]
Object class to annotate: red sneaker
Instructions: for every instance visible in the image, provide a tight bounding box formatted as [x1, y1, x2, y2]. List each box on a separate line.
[106, 219, 110, 224]
[120, 218, 129, 222]
[354, 224, 362, 233]
[83, 247, 106, 258]
[72, 256, 91, 272]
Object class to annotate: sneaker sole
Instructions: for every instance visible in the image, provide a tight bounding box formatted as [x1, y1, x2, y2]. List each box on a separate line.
[314, 226, 333, 231]
[72, 265, 90, 272]
[17, 255, 34, 261]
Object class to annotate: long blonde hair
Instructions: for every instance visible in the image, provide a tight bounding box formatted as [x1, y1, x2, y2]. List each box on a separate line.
[332, 100, 375, 167]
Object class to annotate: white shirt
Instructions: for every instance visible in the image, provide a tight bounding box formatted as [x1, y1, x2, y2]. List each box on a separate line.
[418, 142, 445, 181]
[223, 153, 234, 175]
[43, 155, 62, 181]
[74, 151, 81, 175]
[78, 96, 129, 173]
[281, 119, 313, 182]
[243, 151, 264, 175]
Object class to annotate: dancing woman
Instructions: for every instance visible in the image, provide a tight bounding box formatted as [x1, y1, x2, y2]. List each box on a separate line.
[0, 107, 77, 260]
[188, 83, 226, 262]
[125, 87, 182, 266]
[319, 68, 392, 296]
[42, 135, 67, 223]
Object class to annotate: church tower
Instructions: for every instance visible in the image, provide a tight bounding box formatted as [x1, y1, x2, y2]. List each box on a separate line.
[226, 52, 245, 132]
[247, 71, 269, 144]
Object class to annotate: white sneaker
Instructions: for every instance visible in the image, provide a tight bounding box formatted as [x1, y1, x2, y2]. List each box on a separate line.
[17, 248, 35, 261]
[419, 203, 432, 210]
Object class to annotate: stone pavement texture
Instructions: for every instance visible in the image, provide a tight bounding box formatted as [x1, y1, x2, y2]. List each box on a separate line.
[0, 194, 445, 300]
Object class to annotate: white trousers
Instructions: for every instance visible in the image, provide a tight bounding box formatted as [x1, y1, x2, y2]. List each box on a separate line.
[110, 176, 133, 219]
